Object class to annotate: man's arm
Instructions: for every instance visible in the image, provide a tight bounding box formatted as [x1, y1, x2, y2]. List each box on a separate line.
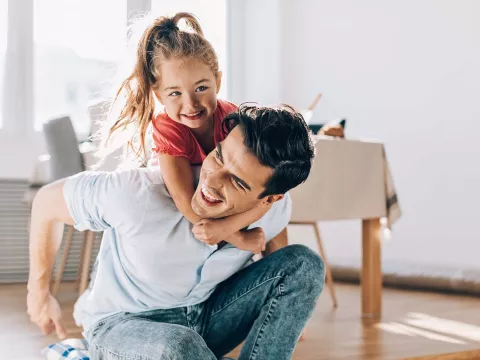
[28, 179, 73, 293]
[27, 179, 72, 339]
[262, 227, 289, 257]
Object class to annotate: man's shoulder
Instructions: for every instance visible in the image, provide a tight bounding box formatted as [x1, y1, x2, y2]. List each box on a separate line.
[66, 167, 166, 198]
[64, 167, 175, 228]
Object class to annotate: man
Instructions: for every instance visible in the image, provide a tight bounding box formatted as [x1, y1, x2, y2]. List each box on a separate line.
[27, 104, 325, 360]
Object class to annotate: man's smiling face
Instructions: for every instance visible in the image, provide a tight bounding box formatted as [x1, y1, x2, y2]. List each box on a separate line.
[191, 126, 282, 219]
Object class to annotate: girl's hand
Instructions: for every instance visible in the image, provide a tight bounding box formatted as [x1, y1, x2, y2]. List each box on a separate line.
[233, 227, 266, 254]
[192, 219, 231, 245]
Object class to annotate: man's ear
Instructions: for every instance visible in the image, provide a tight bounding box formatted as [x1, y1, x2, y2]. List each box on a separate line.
[216, 71, 223, 94]
[153, 90, 164, 105]
[262, 194, 284, 205]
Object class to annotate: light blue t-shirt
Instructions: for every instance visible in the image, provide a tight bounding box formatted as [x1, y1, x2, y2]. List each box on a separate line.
[64, 167, 291, 330]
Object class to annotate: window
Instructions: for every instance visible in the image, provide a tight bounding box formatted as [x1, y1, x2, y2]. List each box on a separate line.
[0, 1, 7, 128]
[34, 0, 127, 137]
[151, 0, 228, 99]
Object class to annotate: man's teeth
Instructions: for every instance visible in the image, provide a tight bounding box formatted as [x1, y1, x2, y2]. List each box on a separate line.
[201, 184, 221, 202]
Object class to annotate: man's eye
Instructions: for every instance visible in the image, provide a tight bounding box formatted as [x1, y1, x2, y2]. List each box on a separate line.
[234, 179, 245, 190]
[215, 151, 222, 162]
[169, 91, 181, 96]
[195, 86, 208, 92]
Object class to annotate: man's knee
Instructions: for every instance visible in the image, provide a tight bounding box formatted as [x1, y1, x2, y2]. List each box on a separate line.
[163, 326, 215, 360]
[281, 244, 325, 293]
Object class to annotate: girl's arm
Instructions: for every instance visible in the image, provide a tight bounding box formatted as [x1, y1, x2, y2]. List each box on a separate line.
[158, 154, 202, 224]
[193, 204, 272, 253]
[216, 204, 271, 240]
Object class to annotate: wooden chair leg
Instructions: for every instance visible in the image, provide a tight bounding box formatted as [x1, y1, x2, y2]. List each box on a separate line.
[76, 231, 87, 291]
[78, 231, 95, 295]
[51, 225, 74, 296]
[313, 222, 338, 308]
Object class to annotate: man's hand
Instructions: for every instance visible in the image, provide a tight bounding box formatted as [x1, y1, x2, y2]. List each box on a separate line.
[27, 289, 67, 339]
[192, 219, 233, 245]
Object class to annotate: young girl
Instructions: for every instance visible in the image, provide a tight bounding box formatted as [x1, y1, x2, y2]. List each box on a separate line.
[103, 13, 269, 253]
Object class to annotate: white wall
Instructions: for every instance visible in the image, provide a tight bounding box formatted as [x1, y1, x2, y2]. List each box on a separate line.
[232, 0, 480, 270]
[2, 1, 479, 270]
[227, 0, 283, 105]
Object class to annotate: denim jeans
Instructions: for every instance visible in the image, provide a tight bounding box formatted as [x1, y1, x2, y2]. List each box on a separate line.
[85, 244, 325, 360]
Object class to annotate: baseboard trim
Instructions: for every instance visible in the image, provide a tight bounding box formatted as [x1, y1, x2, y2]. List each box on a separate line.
[331, 264, 480, 296]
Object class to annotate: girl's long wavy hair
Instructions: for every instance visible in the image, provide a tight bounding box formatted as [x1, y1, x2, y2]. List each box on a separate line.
[96, 12, 220, 166]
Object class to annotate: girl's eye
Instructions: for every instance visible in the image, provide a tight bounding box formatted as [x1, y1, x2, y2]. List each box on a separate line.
[195, 86, 208, 92]
[169, 91, 181, 96]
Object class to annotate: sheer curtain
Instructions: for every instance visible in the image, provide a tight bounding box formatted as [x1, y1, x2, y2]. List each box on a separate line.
[1, 0, 33, 133]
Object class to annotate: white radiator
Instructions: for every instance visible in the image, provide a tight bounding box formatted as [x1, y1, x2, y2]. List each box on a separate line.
[0, 180, 100, 283]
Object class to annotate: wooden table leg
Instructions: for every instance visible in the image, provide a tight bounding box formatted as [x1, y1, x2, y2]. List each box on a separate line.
[362, 218, 382, 318]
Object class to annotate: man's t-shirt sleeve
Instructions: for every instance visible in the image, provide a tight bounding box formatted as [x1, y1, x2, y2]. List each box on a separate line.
[63, 170, 143, 232]
[248, 193, 292, 242]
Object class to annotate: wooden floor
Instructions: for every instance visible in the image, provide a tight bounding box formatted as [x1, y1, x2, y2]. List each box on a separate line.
[1, 282, 479, 360]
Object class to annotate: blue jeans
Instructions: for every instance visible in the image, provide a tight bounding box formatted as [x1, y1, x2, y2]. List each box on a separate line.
[86, 244, 325, 360]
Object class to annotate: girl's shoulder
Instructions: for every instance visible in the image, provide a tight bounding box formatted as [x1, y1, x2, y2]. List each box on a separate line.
[216, 99, 238, 115]
[152, 111, 175, 126]
[152, 112, 186, 133]
[152, 112, 189, 144]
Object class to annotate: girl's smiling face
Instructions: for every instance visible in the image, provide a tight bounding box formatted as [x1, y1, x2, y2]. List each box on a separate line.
[155, 57, 222, 132]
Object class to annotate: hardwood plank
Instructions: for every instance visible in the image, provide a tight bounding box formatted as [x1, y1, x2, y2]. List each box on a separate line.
[1, 282, 479, 359]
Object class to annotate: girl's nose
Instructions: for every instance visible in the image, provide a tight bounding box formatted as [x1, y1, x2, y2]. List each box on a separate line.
[185, 93, 200, 108]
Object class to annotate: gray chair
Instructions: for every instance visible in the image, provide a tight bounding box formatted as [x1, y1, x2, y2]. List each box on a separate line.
[43, 116, 95, 296]
[43, 116, 85, 180]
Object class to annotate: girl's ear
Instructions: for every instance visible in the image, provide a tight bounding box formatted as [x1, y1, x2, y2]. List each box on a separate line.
[216, 71, 223, 94]
[154, 90, 164, 105]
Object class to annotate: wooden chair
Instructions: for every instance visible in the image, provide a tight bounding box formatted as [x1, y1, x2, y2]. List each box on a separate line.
[289, 221, 338, 308]
[42, 116, 95, 296]
[51, 229, 96, 296]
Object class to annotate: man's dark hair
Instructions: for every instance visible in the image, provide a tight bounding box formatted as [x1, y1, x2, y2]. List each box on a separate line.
[223, 103, 315, 198]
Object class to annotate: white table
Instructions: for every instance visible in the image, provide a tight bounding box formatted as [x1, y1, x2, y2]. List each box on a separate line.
[289, 137, 401, 318]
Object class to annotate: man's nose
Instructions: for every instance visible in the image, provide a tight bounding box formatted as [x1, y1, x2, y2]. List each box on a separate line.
[204, 168, 225, 190]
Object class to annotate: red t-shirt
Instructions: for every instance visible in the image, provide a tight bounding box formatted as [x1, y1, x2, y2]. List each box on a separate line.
[152, 99, 237, 165]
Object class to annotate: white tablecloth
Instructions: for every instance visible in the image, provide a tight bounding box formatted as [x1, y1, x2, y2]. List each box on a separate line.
[290, 136, 401, 226]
